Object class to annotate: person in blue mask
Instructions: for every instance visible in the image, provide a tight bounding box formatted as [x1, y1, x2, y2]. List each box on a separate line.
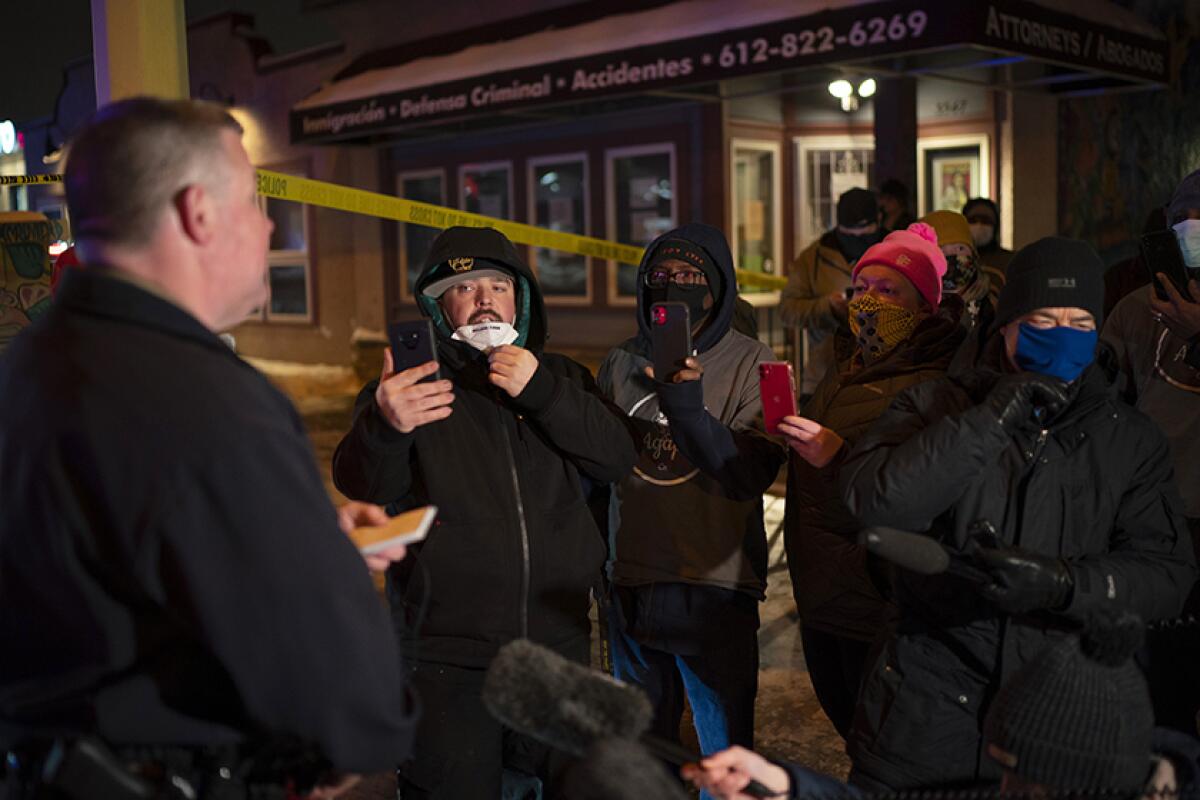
[831, 236, 1197, 792]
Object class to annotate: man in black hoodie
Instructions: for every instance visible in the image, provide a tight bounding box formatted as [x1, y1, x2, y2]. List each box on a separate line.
[332, 226, 636, 799]
[597, 223, 786, 763]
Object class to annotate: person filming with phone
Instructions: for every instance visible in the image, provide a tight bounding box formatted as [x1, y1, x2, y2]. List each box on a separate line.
[332, 225, 635, 799]
[774, 222, 965, 739]
[596, 224, 786, 775]
[1102, 168, 1200, 732]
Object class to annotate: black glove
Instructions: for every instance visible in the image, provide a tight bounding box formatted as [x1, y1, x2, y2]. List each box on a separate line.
[972, 545, 1075, 614]
[984, 373, 1071, 434]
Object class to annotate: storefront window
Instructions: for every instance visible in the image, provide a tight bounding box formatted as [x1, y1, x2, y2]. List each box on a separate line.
[731, 140, 781, 292]
[259, 161, 312, 323]
[606, 144, 675, 301]
[268, 264, 309, 316]
[794, 137, 874, 252]
[398, 170, 445, 297]
[459, 162, 512, 220]
[528, 154, 589, 301]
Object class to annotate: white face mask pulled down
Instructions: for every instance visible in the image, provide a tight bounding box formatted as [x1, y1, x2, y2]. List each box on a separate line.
[451, 321, 519, 351]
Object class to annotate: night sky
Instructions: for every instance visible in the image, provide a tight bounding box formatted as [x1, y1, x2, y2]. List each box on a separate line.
[0, 0, 328, 126]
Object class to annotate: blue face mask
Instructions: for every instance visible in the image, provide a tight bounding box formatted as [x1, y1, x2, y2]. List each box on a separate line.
[1013, 323, 1098, 383]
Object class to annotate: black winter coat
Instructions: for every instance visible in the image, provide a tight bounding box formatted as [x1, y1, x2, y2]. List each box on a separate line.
[0, 270, 416, 772]
[332, 229, 636, 668]
[839, 339, 1197, 789]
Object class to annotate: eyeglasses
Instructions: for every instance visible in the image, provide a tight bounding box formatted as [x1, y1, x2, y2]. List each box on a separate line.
[643, 269, 708, 289]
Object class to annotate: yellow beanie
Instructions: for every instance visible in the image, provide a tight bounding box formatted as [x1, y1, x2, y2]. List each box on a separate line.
[921, 210, 975, 251]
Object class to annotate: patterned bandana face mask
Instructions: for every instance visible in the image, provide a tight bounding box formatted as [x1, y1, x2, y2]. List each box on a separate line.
[849, 293, 919, 364]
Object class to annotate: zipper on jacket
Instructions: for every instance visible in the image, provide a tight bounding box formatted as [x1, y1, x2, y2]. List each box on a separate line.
[500, 414, 531, 639]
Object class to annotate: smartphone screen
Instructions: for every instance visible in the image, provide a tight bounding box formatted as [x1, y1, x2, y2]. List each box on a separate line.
[650, 302, 692, 381]
[1141, 230, 1193, 303]
[759, 362, 797, 436]
[388, 319, 440, 381]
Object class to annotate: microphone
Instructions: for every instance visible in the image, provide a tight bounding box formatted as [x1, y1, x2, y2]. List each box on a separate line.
[483, 639, 779, 798]
[482, 638, 652, 754]
[860, 526, 990, 584]
[559, 738, 689, 800]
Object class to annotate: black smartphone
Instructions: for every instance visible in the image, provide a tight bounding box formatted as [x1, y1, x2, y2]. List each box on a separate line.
[1141, 229, 1193, 302]
[650, 302, 692, 381]
[387, 319, 439, 380]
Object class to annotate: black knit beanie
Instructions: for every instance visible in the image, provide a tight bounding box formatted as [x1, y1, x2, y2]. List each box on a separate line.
[647, 237, 721, 292]
[994, 236, 1106, 330]
[983, 612, 1153, 792]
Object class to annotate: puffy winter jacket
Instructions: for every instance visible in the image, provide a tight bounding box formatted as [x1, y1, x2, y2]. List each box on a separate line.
[839, 338, 1197, 789]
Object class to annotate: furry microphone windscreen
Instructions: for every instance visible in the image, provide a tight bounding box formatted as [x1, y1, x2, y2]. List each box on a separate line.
[482, 639, 654, 756]
[559, 738, 690, 800]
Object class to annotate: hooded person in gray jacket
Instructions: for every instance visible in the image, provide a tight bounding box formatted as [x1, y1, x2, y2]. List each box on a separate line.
[597, 224, 786, 765]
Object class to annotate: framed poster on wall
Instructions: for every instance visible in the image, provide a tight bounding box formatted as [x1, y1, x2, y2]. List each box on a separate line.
[916, 134, 990, 216]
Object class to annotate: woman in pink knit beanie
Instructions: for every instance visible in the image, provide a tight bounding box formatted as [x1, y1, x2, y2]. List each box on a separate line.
[774, 222, 963, 742]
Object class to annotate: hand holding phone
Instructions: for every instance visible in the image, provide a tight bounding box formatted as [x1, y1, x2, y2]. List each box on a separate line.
[650, 302, 693, 382]
[759, 362, 797, 436]
[1141, 230, 1194, 303]
[375, 348, 455, 434]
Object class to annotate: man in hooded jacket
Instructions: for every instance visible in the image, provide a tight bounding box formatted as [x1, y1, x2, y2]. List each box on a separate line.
[838, 236, 1196, 791]
[782, 188, 884, 396]
[332, 226, 637, 799]
[597, 223, 787, 762]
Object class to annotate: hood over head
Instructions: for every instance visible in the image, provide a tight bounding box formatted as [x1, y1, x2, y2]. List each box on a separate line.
[414, 226, 547, 351]
[636, 223, 736, 354]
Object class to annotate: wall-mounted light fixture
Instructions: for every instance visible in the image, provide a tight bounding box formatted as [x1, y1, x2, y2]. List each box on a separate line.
[827, 78, 877, 112]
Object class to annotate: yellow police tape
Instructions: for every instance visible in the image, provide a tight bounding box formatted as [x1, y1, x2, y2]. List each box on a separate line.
[0, 174, 63, 185]
[10, 168, 789, 290]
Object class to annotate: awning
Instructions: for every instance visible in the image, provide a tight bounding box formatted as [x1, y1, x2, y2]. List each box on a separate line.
[290, 0, 1167, 144]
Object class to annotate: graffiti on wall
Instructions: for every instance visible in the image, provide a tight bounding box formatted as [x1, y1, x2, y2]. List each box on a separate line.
[1059, 1, 1200, 264]
[0, 212, 58, 351]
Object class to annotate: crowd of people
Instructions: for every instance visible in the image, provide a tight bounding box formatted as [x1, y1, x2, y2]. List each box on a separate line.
[1, 96, 1199, 800]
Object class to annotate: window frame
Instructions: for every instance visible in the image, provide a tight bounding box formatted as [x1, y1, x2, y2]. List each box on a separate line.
[397, 167, 447, 302]
[604, 142, 677, 307]
[526, 151, 592, 307]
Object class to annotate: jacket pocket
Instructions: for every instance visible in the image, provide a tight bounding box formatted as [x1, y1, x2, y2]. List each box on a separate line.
[528, 503, 605, 643]
[404, 519, 521, 643]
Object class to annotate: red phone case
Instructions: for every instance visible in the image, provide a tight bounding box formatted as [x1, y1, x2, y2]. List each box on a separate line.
[759, 362, 796, 435]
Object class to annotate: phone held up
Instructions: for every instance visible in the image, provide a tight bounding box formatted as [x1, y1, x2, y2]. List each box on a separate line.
[759, 362, 797, 436]
[650, 302, 693, 381]
[388, 319, 440, 381]
[1141, 229, 1194, 303]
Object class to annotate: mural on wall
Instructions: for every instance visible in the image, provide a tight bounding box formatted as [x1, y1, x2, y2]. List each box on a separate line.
[0, 212, 58, 351]
[1059, 1, 1200, 264]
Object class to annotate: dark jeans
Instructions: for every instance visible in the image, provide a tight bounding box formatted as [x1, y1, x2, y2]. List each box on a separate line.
[800, 625, 871, 740]
[608, 583, 759, 755]
[397, 643, 586, 800]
